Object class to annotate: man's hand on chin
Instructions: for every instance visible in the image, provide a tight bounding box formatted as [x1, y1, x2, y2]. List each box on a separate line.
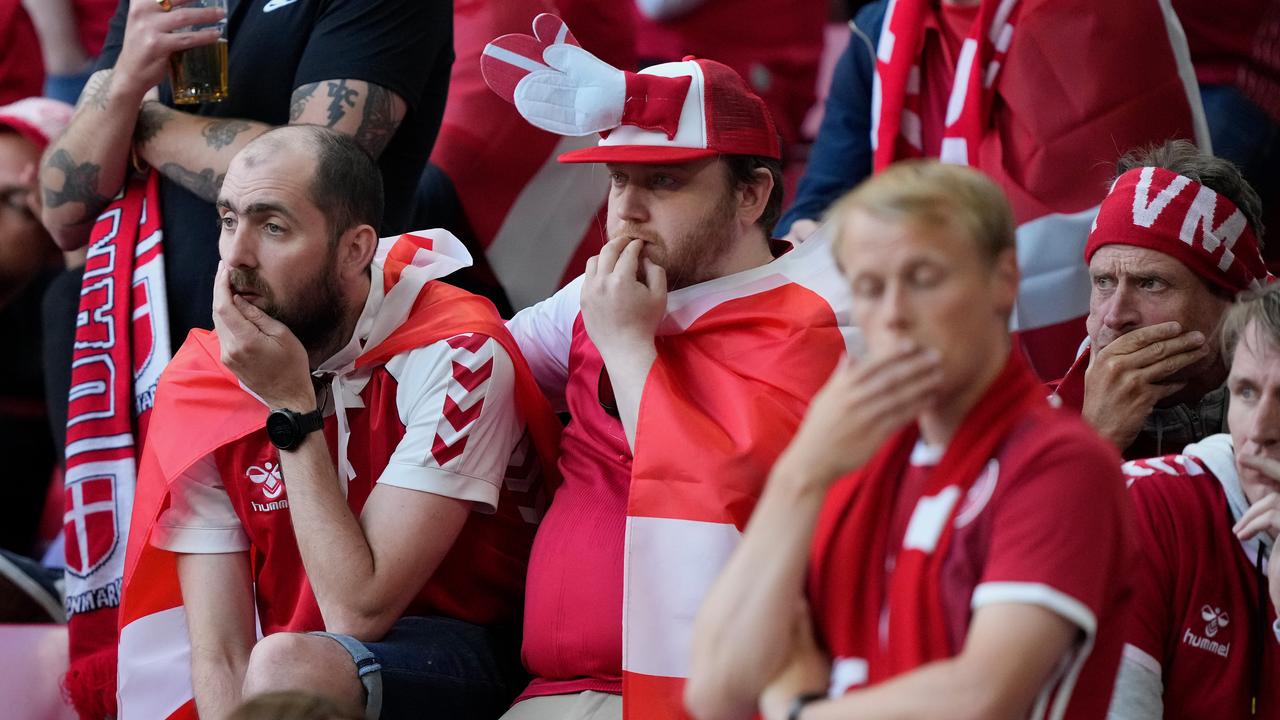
[212, 262, 314, 410]
[580, 237, 668, 359]
[1235, 454, 1280, 616]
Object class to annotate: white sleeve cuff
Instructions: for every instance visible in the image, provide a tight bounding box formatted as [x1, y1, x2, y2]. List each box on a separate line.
[971, 581, 1098, 635]
[151, 523, 250, 554]
[378, 463, 501, 513]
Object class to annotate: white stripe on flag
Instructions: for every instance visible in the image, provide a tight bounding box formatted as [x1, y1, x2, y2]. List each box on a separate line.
[481, 44, 547, 75]
[623, 516, 742, 678]
[944, 39, 978, 126]
[487, 134, 607, 310]
[655, 227, 862, 356]
[1009, 207, 1099, 332]
[118, 605, 193, 720]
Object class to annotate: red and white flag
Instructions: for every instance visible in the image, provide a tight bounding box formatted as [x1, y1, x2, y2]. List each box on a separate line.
[621, 232, 857, 718]
[871, 0, 1208, 379]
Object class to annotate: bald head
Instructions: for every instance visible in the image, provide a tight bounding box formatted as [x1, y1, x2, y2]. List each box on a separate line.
[235, 125, 384, 243]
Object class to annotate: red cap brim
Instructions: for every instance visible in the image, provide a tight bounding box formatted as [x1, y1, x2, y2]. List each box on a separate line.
[0, 116, 49, 153]
[558, 144, 719, 164]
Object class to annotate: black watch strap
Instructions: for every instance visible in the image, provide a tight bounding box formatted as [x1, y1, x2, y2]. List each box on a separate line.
[787, 691, 827, 720]
[295, 407, 324, 434]
[266, 407, 324, 451]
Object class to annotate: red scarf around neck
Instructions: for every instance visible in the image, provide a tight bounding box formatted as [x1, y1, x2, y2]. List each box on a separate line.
[873, 0, 1021, 169]
[807, 349, 1045, 684]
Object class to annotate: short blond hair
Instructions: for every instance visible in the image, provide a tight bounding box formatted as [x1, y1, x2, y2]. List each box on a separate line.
[1222, 281, 1280, 364]
[825, 160, 1015, 264]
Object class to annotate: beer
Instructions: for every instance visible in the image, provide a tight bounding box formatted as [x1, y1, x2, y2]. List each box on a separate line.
[169, 38, 229, 105]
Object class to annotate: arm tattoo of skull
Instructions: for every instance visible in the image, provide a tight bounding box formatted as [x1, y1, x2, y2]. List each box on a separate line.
[42, 149, 112, 224]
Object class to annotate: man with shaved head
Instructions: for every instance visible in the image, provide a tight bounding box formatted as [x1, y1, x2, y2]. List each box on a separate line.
[116, 125, 560, 720]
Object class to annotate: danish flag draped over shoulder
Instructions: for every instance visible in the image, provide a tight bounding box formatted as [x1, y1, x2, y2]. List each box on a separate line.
[116, 230, 561, 720]
[872, 0, 1208, 379]
[622, 234, 856, 719]
[63, 171, 171, 720]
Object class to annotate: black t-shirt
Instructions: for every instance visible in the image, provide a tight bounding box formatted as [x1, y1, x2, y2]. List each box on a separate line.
[97, 0, 452, 342]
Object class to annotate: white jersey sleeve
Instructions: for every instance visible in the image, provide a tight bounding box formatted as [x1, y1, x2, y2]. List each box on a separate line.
[505, 274, 583, 412]
[151, 454, 250, 554]
[380, 332, 523, 513]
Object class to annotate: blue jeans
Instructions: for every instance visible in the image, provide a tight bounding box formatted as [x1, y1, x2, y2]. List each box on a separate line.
[314, 616, 526, 720]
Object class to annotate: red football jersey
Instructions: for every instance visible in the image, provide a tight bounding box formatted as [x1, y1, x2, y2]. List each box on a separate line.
[1122, 451, 1280, 718]
[811, 414, 1136, 718]
[205, 333, 540, 634]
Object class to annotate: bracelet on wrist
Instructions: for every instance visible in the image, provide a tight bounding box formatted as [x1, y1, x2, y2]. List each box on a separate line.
[787, 690, 827, 720]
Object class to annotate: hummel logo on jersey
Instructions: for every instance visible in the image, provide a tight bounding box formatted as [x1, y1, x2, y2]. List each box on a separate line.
[247, 461, 289, 512]
[263, 0, 301, 12]
[1201, 604, 1229, 637]
[1182, 603, 1231, 658]
[247, 461, 284, 498]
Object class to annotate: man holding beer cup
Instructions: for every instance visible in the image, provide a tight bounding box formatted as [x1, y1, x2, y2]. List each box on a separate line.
[36, 0, 453, 717]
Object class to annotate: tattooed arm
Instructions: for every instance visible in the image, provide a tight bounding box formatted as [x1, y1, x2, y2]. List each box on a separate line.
[132, 102, 270, 202]
[38, 0, 224, 250]
[39, 68, 153, 250]
[287, 79, 406, 158]
[134, 79, 405, 203]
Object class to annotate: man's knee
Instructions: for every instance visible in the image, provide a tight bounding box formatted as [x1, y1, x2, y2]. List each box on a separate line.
[242, 632, 363, 706]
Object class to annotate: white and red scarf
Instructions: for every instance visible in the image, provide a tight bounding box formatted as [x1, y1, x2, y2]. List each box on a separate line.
[62, 172, 171, 719]
[871, 0, 1020, 168]
[869, 0, 1205, 380]
[807, 350, 1045, 684]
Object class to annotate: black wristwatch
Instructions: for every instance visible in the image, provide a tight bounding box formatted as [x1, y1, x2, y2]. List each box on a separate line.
[788, 691, 827, 720]
[265, 407, 324, 451]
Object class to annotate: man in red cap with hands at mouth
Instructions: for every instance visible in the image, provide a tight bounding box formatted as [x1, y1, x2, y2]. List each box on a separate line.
[481, 15, 854, 720]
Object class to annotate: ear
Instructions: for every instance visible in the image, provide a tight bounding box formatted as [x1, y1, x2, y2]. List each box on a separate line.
[992, 246, 1020, 316]
[337, 224, 379, 282]
[736, 166, 774, 229]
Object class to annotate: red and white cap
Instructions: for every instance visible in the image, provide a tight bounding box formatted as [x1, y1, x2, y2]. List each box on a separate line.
[0, 97, 73, 152]
[481, 13, 780, 165]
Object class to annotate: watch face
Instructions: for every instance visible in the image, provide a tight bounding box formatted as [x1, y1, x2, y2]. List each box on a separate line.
[266, 410, 297, 449]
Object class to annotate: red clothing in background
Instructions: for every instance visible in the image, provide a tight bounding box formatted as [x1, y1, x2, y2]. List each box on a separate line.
[74, 0, 117, 57]
[632, 0, 826, 146]
[1122, 449, 1280, 718]
[0, 0, 44, 104]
